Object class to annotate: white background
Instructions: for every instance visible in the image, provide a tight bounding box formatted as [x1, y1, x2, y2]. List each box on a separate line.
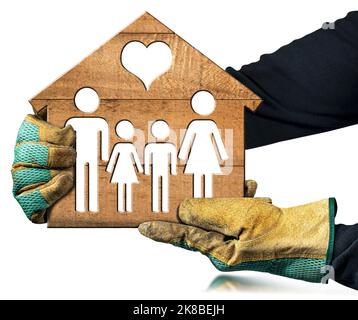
[1, 0, 358, 300]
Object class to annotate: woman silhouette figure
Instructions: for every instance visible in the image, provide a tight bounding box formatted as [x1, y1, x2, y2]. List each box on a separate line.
[178, 91, 229, 198]
[106, 120, 143, 212]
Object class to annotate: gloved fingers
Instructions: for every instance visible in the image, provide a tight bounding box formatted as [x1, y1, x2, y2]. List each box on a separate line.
[244, 179, 257, 197]
[12, 166, 65, 195]
[244, 180, 272, 202]
[138, 221, 227, 255]
[30, 209, 47, 224]
[17, 115, 75, 146]
[38, 169, 74, 206]
[178, 197, 279, 238]
[13, 142, 76, 168]
[14, 170, 74, 220]
[12, 115, 75, 223]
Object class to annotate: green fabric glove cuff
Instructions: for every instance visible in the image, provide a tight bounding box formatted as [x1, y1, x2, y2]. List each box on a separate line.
[172, 197, 336, 284]
[326, 197, 336, 266]
[209, 256, 327, 283]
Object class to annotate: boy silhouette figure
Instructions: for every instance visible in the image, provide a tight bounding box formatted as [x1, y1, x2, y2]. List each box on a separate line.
[144, 120, 176, 213]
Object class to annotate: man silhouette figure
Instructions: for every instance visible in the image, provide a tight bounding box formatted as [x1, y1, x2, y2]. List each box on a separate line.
[66, 89, 109, 212]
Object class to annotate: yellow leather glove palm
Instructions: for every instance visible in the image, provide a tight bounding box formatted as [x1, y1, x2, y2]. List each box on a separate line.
[139, 196, 336, 283]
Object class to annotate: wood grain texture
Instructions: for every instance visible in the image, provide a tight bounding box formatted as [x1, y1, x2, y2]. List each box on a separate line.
[29, 12, 261, 227]
[30, 15, 261, 104]
[47, 99, 244, 166]
[121, 12, 174, 34]
[48, 165, 244, 227]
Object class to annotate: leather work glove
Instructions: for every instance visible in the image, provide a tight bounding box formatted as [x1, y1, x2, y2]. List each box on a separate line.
[139, 196, 336, 283]
[12, 115, 76, 223]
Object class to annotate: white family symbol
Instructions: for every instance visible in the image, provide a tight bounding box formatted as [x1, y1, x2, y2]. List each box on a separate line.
[106, 120, 143, 212]
[69, 89, 229, 213]
[66, 116, 109, 212]
[144, 120, 177, 213]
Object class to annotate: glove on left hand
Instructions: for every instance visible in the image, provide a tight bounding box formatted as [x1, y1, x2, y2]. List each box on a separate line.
[12, 115, 76, 223]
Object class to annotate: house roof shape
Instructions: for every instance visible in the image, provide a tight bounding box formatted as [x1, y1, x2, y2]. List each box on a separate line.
[30, 12, 261, 114]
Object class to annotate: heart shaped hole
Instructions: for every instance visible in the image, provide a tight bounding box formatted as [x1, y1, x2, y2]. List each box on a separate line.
[121, 41, 172, 90]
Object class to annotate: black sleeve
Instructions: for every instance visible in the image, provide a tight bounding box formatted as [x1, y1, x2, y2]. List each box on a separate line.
[333, 224, 358, 290]
[226, 11, 358, 290]
[226, 11, 358, 149]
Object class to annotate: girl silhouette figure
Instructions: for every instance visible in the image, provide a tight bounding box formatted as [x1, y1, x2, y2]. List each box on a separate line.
[178, 91, 229, 198]
[106, 120, 143, 212]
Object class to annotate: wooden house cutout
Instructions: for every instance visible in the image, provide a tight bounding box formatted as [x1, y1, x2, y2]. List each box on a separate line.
[30, 12, 261, 227]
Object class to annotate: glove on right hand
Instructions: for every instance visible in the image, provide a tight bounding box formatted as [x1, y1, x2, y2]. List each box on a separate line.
[139, 197, 336, 283]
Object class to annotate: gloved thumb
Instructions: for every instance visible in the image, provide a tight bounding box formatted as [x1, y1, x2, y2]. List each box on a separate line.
[138, 221, 226, 255]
